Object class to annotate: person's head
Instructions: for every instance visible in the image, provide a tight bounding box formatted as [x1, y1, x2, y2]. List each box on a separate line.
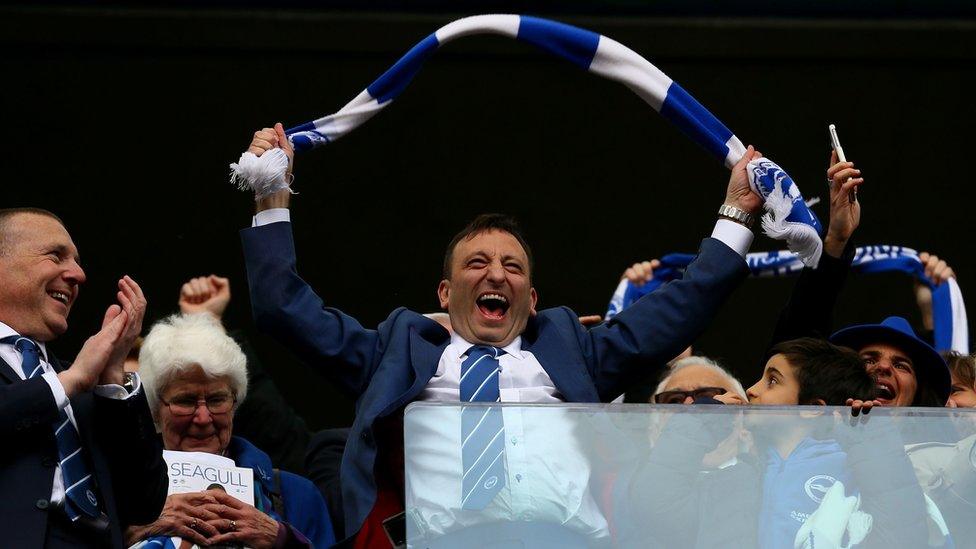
[437, 214, 537, 347]
[748, 338, 876, 406]
[0, 208, 85, 342]
[139, 313, 248, 455]
[830, 316, 950, 407]
[653, 356, 747, 404]
[944, 351, 976, 408]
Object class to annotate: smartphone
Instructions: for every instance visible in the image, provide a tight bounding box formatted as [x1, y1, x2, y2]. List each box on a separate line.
[382, 511, 407, 549]
[829, 124, 856, 202]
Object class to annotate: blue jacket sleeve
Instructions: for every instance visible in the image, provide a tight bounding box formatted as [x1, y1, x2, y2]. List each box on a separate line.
[241, 221, 379, 397]
[281, 471, 336, 549]
[583, 237, 749, 401]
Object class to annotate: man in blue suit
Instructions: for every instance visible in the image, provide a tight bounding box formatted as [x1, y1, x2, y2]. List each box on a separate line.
[0, 208, 168, 548]
[240, 124, 764, 545]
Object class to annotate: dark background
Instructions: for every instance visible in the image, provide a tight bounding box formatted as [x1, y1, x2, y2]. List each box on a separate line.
[3, 4, 974, 429]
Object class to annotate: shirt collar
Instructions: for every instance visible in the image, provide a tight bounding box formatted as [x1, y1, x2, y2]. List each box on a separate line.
[0, 320, 50, 363]
[449, 332, 525, 361]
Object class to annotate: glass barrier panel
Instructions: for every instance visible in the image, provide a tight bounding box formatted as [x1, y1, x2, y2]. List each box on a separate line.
[403, 403, 976, 548]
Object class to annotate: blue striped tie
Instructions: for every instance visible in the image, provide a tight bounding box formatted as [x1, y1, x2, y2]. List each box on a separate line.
[2, 336, 102, 520]
[459, 345, 506, 510]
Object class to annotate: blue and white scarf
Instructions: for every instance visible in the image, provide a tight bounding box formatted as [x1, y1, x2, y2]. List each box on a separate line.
[605, 245, 969, 353]
[230, 14, 823, 266]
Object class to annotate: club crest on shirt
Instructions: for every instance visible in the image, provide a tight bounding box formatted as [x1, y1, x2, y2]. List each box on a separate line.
[804, 475, 836, 504]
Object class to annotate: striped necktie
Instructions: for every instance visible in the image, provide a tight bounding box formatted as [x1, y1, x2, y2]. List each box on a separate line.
[2, 336, 102, 520]
[459, 345, 506, 510]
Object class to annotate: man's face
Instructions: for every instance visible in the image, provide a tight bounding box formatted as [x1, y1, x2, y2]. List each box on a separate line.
[859, 343, 917, 406]
[437, 230, 537, 347]
[656, 364, 745, 404]
[0, 214, 85, 341]
[747, 354, 801, 405]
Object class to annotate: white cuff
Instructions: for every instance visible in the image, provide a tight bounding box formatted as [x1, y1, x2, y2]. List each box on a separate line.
[711, 219, 753, 258]
[252, 208, 291, 227]
[41, 371, 70, 410]
[94, 373, 142, 400]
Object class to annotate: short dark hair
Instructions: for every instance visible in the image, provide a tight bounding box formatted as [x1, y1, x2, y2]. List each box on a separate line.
[770, 337, 877, 405]
[0, 208, 65, 255]
[442, 214, 534, 279]
[944, 351, 976, 391]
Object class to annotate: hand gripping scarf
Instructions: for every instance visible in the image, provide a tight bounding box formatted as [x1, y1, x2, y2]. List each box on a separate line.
[230, 14, 824, 266]
[604, 245, 969, 353]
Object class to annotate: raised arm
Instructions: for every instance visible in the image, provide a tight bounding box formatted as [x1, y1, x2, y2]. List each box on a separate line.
[239, 124, 380, 397]
[767, 150, 864, 353]
[584, 147, 761, 400]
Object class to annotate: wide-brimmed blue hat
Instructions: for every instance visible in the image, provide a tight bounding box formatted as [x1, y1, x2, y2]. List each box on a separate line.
[829, 316, 950, 405]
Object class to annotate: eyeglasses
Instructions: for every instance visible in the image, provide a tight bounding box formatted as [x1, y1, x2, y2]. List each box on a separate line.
[160, 394, 236, 416]
[654, 387, 727, 404]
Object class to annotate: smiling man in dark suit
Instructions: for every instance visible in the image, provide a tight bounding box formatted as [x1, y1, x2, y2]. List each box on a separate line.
[240, 124, 763, 545]
[0, 208, 167, 548]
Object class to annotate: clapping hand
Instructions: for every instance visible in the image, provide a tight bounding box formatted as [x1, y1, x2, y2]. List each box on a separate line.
[57, 306, 128, 397]
[99, 276, 147, 386]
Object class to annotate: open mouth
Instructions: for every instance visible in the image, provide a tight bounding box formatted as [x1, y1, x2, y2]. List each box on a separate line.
[477, 292, 509, 320]
[876, 381, 896, 403]
[47, 290, 70, 307]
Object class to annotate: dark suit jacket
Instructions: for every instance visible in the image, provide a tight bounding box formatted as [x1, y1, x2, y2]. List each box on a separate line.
[241, 221, 749, 538]
[0, 352, 168, 548]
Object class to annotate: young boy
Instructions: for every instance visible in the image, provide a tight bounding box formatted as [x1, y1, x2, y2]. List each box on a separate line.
[746, 338, 929, 548]
[745, 338, 878, 547]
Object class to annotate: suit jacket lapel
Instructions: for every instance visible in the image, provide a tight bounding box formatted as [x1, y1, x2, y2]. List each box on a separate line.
[0, 356, 21, 384]
[521, 316, 599, 403]
[380, 317, 450, 417]
[407, 325, 450, 397]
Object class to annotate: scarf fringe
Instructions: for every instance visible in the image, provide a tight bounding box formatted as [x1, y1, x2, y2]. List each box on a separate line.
[760, 178, 823, 269]
[229, 149, 293, 200]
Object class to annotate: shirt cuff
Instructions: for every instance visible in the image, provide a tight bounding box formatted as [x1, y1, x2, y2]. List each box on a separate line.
[252, 208, 291, 227]
[93, 373, 143, 400]
[711, 218, 754, 258]
[41, 371, 70, 410]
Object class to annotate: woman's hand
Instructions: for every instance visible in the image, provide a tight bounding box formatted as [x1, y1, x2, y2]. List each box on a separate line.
[123, 492, 222, 547]
[205, 490, 281, 549]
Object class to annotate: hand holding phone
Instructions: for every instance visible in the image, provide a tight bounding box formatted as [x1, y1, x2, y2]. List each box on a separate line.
[829, 124, 856, 202]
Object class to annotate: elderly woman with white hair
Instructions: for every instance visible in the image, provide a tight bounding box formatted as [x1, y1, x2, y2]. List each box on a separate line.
[126, 313, 334, 548]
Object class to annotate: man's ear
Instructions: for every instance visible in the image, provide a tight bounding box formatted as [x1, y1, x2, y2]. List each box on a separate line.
[529, 287, 538, 317]
[437, 280, 450, 310]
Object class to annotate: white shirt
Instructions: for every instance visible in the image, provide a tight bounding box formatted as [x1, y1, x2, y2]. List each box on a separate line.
[407, 334, 608, 541]
[0, 321, 142, 506]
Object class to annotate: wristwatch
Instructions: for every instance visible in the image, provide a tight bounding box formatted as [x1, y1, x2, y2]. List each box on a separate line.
[718, 204, 755, 228]
[122, 372, 136, 393]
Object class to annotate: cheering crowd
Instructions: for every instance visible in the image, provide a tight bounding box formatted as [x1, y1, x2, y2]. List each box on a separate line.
[2, 121, 975, 549]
